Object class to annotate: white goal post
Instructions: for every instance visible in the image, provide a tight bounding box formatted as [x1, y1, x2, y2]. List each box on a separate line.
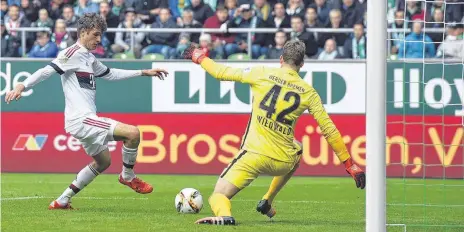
[366, 0, 387, 231]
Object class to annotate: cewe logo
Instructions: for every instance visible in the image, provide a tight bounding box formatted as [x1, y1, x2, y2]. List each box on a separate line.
[12, 134, 48, 151]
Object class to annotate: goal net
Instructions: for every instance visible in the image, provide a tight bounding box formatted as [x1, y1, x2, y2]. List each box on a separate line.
[385, 0, 463, 231]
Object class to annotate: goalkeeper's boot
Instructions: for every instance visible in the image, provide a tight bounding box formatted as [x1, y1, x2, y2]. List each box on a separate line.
[195, 216, 236, 226]
[48, 200, 74, 210]
[256, 199, 276, 218]
[118, 175, 153, 194]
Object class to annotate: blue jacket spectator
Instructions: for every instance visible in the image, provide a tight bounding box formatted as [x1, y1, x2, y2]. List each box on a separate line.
[74, 0, 99, 17]
[398, 22, 436, 59]
[28, 32, 58, 58]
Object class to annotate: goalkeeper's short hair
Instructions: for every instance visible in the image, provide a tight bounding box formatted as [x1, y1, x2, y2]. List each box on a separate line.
[282, 40, 305, 67]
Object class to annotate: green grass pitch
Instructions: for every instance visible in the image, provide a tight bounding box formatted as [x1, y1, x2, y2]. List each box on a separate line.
[1, 173, 463, 232]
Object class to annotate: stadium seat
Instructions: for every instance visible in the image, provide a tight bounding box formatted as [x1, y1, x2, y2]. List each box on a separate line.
[142, 53, 165, 60]
[258, 55, 266, 60]
[113, 52, 135, 59]
[227, 53, 251, 60]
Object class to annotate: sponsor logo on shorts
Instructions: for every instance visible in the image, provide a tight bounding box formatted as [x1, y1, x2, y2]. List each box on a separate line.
[12, 134, 48, 151]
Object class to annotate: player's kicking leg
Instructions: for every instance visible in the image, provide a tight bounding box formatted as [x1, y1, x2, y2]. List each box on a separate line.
[49, 148, 112, 209]
[112, 122, 153, 194]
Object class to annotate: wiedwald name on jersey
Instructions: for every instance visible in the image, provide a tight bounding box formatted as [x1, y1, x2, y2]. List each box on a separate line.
[256, 115, 293, 136]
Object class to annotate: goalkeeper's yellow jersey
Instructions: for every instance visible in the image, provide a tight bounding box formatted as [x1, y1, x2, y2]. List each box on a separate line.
[201, 58, 350, 163]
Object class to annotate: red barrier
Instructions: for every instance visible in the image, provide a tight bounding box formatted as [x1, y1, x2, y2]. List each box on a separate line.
[1, 113, 462, 178]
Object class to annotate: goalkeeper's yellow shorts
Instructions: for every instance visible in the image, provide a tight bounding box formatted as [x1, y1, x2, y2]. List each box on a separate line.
[220, 149, 301, 189]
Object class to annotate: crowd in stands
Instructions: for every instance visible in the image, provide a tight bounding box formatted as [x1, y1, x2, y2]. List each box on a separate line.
[0, 0, 463, 59]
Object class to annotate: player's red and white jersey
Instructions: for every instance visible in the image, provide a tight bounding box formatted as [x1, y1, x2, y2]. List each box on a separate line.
[49, 42, 110, 132]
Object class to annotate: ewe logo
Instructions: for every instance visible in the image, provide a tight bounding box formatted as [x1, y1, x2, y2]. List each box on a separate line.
[152, 63, 366, 114]
[12, 134, 48, 151]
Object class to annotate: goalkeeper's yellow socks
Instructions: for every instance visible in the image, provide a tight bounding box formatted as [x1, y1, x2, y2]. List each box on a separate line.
[209, 193, 232, 216]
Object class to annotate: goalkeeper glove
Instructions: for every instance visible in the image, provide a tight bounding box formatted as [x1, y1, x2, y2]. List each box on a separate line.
[191, 48, 207, 64]
[344, 158, 366, 189]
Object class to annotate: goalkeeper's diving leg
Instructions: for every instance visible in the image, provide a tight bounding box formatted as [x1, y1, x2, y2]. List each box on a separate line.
[194, 178, 240, 226]
[257, 160, 300, 219]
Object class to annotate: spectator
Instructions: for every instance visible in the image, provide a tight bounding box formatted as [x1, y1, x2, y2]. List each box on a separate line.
[405, 1, 424, 22]
[204, 4, 235, 59]
[178, 9, 202, 43]
[343, 23, 365, 59]
[225, 0, 237, 19]
[271, 2, 290, 28]
[318, 38, 341, 60]
[49, 0, 64, 20]
[225, 4, 273, 58]
[445, 0, 463, 23]
[142, 8, 177, 59]
[62, 5, 78, 28]
[340, 0, 363, 28]
[389, 10, 406, 55]
[266, 29, 286, 59]
[286, 0, 305, 19]
[252, 0, 271, 21]
[184, 0, 214, 25]
[111, 0, 126, 21]
[425, 0, 444, 23]
[28, 31, 58, 58]
[290, 15, 317, 57]
[184, 0, 217, 12]
[169, 0, 182, 24]
[176, 33, 191, 58]
[111, 8, 145, 58]
[1, 20, 20, 57]
[133, 0, 168, 24]
[51, 19, 74, 51]
[4, 4, 30, 37]
[310, 0, 331, 26]
[318, 9, 347, 51]
[1, 0, 8, 20]
[198, 33, 216, 58]
[100, 1, 120, 44]
[74, 0, 99, 17]
[32, 9, 54, 29]
[436, 23, 463, 60]
[20, 0, 38, 22]
[425, 8, 444, 49]
[398, 21, 436, 59]
[305, 6, 322, 41]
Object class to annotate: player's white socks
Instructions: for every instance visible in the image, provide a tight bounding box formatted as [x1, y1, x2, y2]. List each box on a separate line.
[56, 164, 99, 205]
[122, 144, 137, 181]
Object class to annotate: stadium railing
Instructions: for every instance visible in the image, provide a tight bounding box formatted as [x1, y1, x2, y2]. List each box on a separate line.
[13, 27, 447, 58]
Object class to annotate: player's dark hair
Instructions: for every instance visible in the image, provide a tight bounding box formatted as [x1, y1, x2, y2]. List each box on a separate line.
[77, 13, 107, 37]
[282, 40, 305, 67]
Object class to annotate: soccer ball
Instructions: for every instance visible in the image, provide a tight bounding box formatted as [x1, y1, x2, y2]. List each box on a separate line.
[175, 188, 203, 214]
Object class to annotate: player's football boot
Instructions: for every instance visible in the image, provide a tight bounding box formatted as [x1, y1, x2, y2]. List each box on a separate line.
[195, 216, 236, 225]
[48, 200, 74, 210]
[256, 199, 276, 218]
[118, 175, 153, 194]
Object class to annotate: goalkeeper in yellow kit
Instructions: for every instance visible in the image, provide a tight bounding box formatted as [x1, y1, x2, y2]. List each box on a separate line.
[185, 40, 366, 226]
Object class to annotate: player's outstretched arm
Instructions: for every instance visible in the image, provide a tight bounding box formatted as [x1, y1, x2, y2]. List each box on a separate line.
[187, 48, 247, 83]
[5, 65, 56, 104]
[93, 60, 168, 81]
[307, 91, 366, 189]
